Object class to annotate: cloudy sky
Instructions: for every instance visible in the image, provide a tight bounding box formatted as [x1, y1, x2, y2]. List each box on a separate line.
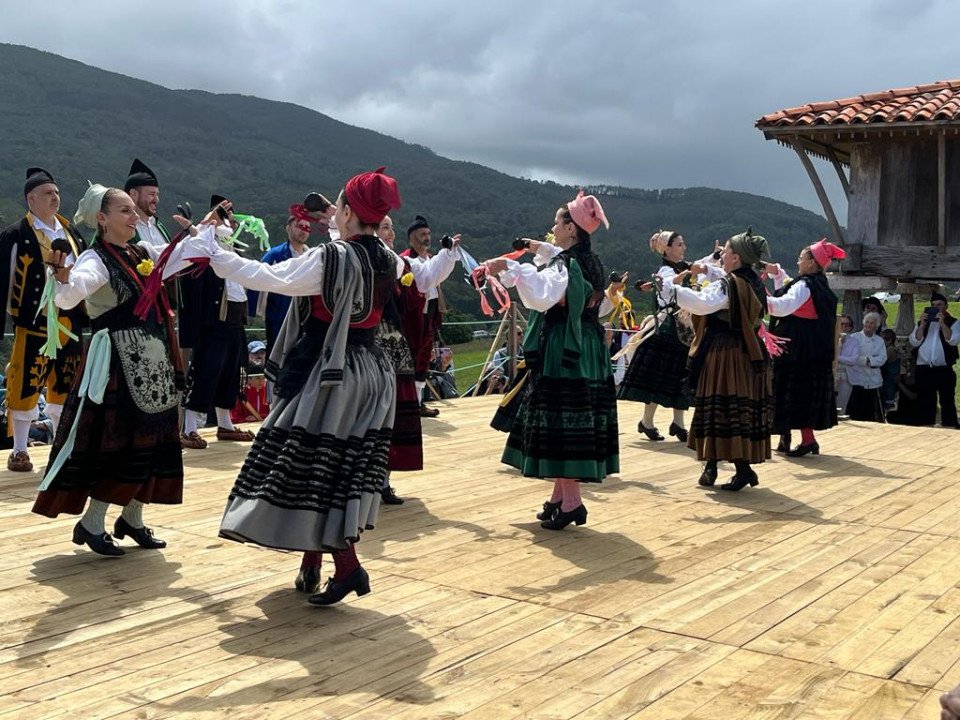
[2, 0, 957, 220]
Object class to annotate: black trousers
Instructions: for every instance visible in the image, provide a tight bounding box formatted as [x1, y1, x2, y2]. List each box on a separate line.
[184, 317, 246, 413]
[915, 364, 958, 427]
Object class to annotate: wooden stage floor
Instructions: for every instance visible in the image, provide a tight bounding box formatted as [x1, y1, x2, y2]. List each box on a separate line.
[1, 396, 958, 718]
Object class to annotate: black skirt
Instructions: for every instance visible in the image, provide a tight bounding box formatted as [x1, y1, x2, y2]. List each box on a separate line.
[772, 357, 838, 432]
[617, 316, 691, 409]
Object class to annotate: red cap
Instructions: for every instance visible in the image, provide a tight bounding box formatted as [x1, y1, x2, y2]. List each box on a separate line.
[810, 238, 845, 268]
[345, 167, 402, 225]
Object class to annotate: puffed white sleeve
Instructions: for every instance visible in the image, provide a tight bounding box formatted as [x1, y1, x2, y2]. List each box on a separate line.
[181, 228, 324, 296]
[766, 280, 811, 317]
[664, 278, 729, 315]
[408, 248, 457, 292]
[140, 227, 210, 280]
[532, 242, 562, 267]
[54, 249, 109, 309]
[497, 259, 568, 313]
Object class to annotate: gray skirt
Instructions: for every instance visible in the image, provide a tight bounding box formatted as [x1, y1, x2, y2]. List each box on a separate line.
[219, 344, 396, 551]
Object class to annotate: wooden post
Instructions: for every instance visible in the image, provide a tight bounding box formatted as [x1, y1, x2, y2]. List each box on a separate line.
[939, 131, 947, 253]
[895, 294, 915, 336]
[471, 315, 509, 397]
[792, 139, 846, 246]
[826, 146, 851, 200]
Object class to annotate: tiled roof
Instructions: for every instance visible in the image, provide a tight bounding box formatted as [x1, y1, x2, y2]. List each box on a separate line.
[757, 81, 960, 129]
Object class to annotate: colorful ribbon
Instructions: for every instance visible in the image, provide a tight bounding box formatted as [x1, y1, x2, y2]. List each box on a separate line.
[34, 272, 79, 359]
[231, 214, 270, 253]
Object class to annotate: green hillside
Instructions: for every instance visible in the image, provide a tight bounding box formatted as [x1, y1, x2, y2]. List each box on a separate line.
[0, 43, 831, 317]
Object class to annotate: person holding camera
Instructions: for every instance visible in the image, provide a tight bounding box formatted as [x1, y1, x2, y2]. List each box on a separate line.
[908, 291, 960, 427]
[482, 191, 619, 530]
[661, 228, 773, 492]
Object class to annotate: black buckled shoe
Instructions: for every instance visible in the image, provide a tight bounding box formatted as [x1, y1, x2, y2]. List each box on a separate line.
[113, 517, 167, 549]
[536, 500, 561, 521]
[786, 442, 820, 457]
[308, 566, 371, 606]
[637, 421, 664, 441]
[720, 467, 759, 492]
[295, 565, 322, 593]
[668, 422, 688, 442]
[72, 522, 125, 556]
[540, 504, 587, 530]
[381, 486, 405, 505]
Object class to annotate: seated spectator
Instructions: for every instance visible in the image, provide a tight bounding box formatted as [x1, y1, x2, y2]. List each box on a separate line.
[886, 365, 924, 425]
[231, 364, 270, 424]
[427, 347, 458, 399]
[836, 314, 856, 414]
[880, 328, 900, 409]
[841, 311, 887, 422]
[28, 389, 54, 446]
[248, 339, 267, 369]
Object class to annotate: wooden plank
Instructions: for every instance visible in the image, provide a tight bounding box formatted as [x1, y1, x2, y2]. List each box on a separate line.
[793, 139, 846, 245]
[827, 145, 852, 199]
[857, 244, 960, 280]
[940, 131, 947, 252]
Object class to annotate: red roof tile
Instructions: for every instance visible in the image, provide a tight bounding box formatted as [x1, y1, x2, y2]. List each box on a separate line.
[756, 80, 960, 128]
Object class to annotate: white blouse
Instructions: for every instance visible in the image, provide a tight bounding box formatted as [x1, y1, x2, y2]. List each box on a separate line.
[498, 258, 568, 313]
[839, 331, 886, 389]
[406, 248, 459, 294]
[765, 268, 812, 318]
[54, 232, 198, 310]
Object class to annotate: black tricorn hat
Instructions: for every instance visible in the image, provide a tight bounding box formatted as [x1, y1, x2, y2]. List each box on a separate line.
[861, 296, 882, 310]
[124, 158, 158, 192]
[407, 214, 429, 237]
[210, 194, 229, 209]
[24, 167, 56, 197]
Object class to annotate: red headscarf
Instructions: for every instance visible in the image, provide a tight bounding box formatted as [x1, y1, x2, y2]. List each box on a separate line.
[345, 167, 402, 225]
[810, 238, 845, 269]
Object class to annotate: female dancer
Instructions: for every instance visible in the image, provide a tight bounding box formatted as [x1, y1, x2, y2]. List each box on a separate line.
[766, 239, 843, 456]
[33, 185, 199, 554]
[662, 229, 773, 491]
[483, 192, 619, 529]
[617, 230, 709, 442]
[186, 169, 408, 605]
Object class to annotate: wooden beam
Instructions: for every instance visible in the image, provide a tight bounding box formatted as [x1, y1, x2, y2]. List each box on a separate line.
[791, 139, 846, 246]
[939, 131, 947, 253]
[854, 245, 960, 279]
[826, 274, 896, 291]
[826, 146, 851, 199]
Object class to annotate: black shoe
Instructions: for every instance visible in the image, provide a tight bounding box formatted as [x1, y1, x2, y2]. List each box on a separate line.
[637, 421, 664, 441]
[420, 405, 440, 418]
[381, 486, 405, 505]
[775, 434, 792, 454]
[720, 468, 759, 492]
[786, 442, 820, 457]
[540, 504, 587, 530]
[536, 500, 561, 521]
[668, 422, 688, 443]
[295, 565, 321, 593]
[72, 521, 125, 556]
[308, 566, 371, 606]
[698, 462, 718, 487]
[113, 516, 167, 549]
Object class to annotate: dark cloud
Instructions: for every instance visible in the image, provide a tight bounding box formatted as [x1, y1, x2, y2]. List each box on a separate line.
[3, 0, 959, 220]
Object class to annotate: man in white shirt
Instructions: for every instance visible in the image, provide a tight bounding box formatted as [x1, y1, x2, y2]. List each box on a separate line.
[908, 292, 960, 427]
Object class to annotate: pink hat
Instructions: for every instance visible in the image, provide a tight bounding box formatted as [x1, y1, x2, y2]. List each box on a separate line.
[568, 191, 609, 234]
[809, 238, 845, 269]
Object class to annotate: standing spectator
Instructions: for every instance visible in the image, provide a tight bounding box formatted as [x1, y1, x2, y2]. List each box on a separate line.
[836, 314, 857, 413]
[880, 328, 900, 409]
[860, 296, 888, 330]
[908, 292, 960, 427]
[842, 312, 887, 422]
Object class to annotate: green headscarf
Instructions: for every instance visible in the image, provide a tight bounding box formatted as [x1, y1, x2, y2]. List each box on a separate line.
[729, 226, 769, 267]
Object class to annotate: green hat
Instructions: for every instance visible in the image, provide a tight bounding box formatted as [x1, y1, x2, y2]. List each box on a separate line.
[729, 226, 769, 266]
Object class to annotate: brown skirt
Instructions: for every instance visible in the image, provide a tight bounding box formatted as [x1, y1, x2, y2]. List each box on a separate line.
[688, 339, 773, 464]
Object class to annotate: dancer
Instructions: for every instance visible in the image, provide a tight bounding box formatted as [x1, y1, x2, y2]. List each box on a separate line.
[766, 239, 843, 456]
[185, 169, 403, 605]
[617, 230, 708, 442]
[483, 192, 619, 530]
[295, 213, 459, 592]
[661, 229, 773, 491]
[32, 184, 199, 555]
[0, 168, 86, 472]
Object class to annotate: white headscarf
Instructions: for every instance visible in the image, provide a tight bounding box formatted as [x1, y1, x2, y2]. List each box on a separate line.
[73, 182, 110, 230]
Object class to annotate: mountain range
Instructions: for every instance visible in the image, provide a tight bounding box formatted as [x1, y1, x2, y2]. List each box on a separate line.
[0, 43, 831, 317]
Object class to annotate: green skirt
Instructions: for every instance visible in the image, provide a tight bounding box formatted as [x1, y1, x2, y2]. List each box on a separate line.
[502, 327, 619, 482]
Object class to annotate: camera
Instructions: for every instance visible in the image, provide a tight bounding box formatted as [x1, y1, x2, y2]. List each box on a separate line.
[303, 192, 331, 213]
[512, 237, 531, 251]
[441, 234, 455, 250]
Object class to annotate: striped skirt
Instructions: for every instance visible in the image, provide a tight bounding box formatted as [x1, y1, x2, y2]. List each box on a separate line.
[219, 343, 395, 552]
